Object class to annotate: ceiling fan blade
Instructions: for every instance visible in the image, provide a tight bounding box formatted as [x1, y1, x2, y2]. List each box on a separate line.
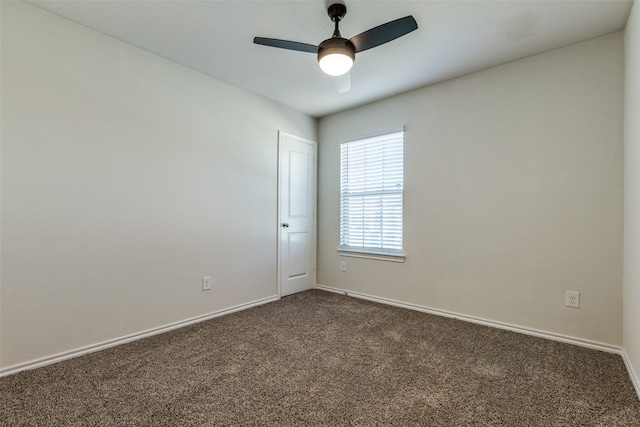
[334, 72, 351, 94]
[253, 37, 318, 53]
[349, 16, 418, 53]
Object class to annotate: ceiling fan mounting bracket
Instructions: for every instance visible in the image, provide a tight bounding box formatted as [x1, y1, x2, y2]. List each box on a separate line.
[328, 3, 347, 23]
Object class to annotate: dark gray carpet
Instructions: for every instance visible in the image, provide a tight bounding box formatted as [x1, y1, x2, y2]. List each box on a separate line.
[1, 290, 639, 426]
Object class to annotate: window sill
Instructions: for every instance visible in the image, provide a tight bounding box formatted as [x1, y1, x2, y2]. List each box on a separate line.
[337, 249, 405, 263]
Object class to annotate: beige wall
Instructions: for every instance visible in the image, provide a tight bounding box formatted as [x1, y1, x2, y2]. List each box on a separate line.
[318, 33, 624, 346]
[0, 0, 630, 373]
[624, 1, 640, 392]
[0, 2, 316, 369]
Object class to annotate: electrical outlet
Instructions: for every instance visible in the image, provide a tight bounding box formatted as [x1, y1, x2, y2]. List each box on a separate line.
[202, 276, 212, 291]
[566, 291, 580, 308]
[340, 261, 346, 272]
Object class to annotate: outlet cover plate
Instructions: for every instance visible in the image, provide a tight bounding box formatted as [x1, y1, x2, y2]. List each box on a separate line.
[202, 276, 212, 291]
[566, 291, 580, 308]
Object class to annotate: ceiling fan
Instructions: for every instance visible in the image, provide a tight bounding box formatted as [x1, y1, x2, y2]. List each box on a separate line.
[253, 3, 418, 77]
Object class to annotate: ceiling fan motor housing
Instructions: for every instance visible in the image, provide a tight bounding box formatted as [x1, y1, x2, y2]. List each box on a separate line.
[317, 38, 356, 76]
[318, 38, 355, 62]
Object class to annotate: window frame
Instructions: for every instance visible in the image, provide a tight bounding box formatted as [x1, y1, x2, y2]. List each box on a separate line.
[338, 128, 405, 263]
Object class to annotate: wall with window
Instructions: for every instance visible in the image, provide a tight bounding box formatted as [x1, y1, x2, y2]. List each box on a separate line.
[318, 33, 624, 346]
[0, 2, 316, 370]
[624, 1, 640, 394]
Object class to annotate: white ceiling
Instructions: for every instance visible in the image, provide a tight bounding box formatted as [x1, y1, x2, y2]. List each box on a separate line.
[30, 0, 632, 118]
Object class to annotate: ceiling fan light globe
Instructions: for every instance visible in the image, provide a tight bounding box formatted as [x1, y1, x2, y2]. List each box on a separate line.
[319, 53, 353, 76]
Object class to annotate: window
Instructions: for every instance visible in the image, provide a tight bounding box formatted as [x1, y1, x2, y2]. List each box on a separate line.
[340, 129, 404, 261]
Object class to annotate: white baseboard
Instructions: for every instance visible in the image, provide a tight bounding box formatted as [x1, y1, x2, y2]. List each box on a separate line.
[0, 295, 280, 377]
[314, 284, 621, 354]
[622, 349, 640, 401]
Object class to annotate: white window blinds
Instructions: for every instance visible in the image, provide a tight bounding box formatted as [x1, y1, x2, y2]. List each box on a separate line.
[340, 130, 404, 255]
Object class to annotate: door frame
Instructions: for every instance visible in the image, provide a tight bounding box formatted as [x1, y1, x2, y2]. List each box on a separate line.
[277, 131, 317, 297]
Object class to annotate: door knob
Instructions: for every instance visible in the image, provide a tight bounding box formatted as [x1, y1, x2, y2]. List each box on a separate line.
[282, 223, 290, 228]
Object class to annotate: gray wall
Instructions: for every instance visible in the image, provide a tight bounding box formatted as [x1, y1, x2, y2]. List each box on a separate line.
[318, 33, 624, 346]
[0, 2, 316, 369]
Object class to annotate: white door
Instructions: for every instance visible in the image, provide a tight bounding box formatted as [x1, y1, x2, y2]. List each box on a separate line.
[278, 132, 317, 296]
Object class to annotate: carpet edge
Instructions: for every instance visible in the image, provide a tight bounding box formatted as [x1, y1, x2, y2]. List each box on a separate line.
[0, 295, 280, 377]
[314, 284, 621, 354]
